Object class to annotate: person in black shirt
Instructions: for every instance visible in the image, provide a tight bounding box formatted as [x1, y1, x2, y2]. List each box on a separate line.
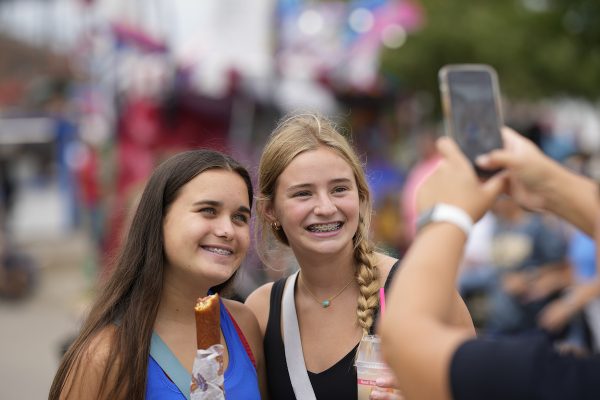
[379, 127, 600, 400]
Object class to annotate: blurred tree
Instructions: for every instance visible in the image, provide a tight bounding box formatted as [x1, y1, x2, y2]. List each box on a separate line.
[380, 0, 600, 112]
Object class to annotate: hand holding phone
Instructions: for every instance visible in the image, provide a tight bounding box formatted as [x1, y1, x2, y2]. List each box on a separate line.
[439, 64, 504, 177]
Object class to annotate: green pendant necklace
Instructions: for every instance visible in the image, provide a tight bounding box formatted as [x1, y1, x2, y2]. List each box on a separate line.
[300, 274, 354, 308]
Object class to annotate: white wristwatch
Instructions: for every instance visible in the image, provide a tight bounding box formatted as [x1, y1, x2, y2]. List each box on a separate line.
[416, 203, 473, 237]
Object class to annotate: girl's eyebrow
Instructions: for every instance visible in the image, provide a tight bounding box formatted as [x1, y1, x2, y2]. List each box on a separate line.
[238, 205, 252, 216]
[285, 178, 353, 193]
[192, 199, 221, 208]
[286, 183, 311, 193]
[330, 178, 353, 185]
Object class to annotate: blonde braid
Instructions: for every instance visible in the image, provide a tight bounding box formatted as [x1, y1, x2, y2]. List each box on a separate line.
[355, 240, 380, 335]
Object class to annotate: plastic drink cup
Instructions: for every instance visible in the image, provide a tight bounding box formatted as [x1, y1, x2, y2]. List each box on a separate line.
[355, 335, 395, 400]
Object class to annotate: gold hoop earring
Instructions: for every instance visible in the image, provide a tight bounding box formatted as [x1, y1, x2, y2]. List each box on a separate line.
[271, 221, 281, 231]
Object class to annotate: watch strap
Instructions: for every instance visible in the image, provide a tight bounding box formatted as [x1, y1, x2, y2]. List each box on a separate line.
[416, 203, 473, 236]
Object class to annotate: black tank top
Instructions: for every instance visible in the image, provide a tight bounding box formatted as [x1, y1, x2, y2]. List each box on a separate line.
[264, 261, 400, 399]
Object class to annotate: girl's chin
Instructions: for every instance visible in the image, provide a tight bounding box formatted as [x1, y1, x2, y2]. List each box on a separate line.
[298, 242, 352, 257]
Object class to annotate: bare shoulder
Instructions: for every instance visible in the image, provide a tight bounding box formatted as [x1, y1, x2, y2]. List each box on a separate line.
[244, 282, 274, 335]
[374, 252, 399, 284]
[245, 282, 274, 309]
[222, 298, 259, 329]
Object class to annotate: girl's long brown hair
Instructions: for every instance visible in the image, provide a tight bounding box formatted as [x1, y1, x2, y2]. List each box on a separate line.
[49, 150, 253, 400]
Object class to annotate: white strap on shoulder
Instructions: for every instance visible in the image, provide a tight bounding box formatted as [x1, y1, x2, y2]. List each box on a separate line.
[282, 271, 317, 400]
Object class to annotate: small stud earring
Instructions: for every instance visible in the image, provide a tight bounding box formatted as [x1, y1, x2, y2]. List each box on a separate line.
[271, 221, 281, 230]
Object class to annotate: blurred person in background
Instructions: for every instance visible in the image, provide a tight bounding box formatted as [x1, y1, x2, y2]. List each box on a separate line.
[380, 127, 600, 400]
[400, 125, 441, 241]
[0, 221, 38, 300]
[401, 125, 497, 328]
[372, 192, 409, 259]
[42, 84, 81, 229]
[246, 113, 474, 399]
[70, 133, 106, 295]
[541, 151, 600, 352]
[49, 150, 266, 399]
[555, 228, 600, 352]
[0, 147, 17, 227]
[456, 212, 495, 328]
[485, 196, 573, 337]
[0, 146, 38, 300]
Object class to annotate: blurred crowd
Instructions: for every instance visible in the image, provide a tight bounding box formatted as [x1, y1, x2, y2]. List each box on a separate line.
[1, 0, 600, 367]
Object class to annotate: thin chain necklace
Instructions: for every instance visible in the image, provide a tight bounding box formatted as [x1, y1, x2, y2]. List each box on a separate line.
[299, 273, 355, 308]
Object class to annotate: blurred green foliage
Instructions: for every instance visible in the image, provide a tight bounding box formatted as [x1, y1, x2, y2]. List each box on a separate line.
[380, 0, 600, 105]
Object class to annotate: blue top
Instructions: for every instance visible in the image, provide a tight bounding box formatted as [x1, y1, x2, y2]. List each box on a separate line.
[145, 299, 260, 399]
[568, 229, 597, 282]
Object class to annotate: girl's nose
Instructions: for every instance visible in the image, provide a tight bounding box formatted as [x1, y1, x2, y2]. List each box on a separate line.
[214, 218, 234, 240]
[314, 196, 336, 215]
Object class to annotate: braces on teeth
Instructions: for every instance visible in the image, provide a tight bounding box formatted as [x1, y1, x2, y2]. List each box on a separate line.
[206, 247, 232, 255]
[310, 223, 340, 232]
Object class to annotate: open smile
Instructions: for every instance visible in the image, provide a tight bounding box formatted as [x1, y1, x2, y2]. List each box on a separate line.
[306, 222, 343, 233]
[201, 246, 233, 256]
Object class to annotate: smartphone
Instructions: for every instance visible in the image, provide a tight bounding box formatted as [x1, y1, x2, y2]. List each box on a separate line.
[439, 64, 504, 177]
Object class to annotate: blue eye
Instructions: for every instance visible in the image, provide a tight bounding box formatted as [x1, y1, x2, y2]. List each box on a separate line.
[333, 186, 349, 194]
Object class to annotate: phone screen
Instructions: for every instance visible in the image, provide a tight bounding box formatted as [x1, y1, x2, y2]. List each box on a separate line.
[444, 68, 503, 168]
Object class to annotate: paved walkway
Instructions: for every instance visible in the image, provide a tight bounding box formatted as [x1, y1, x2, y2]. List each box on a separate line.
[1, 184, 92, 399]
[0, 232, 91, 400]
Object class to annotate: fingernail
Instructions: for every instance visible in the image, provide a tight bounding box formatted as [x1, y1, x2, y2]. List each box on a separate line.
[369, 391, 382, 399]
[475, 155, 489, 165]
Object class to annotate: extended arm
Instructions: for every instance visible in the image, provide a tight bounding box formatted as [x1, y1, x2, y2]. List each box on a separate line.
[381, 128, 600, 399]
[379, 137, 506, 399]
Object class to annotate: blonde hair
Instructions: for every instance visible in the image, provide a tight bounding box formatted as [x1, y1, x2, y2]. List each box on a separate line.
[256, 112, 380, 334]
